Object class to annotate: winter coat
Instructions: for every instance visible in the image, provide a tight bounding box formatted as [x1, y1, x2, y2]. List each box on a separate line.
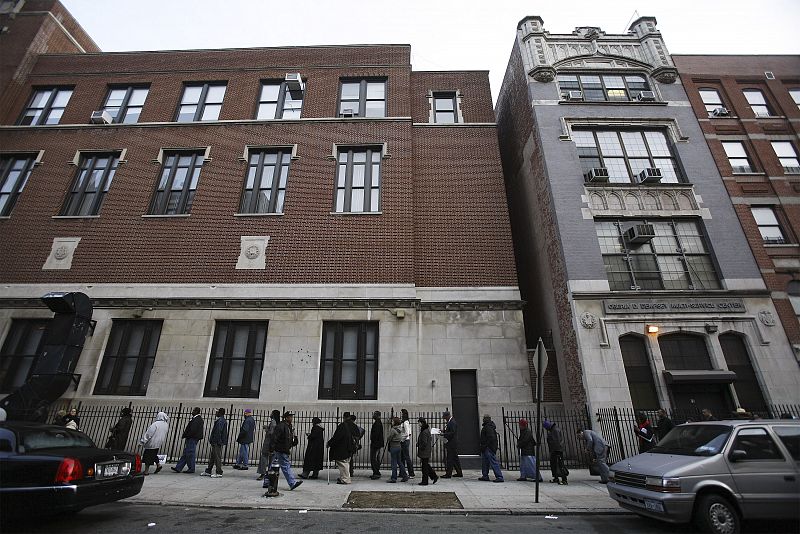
[370, 419, 384, 448]
[386, 424, 403, 449]
[546, 426, 564, 453]
[656, 415, 674, 440]
[182, 414, 204, 441]
[65, 415, 80, 430]
[635, 420, 655, 453]
[237, 415, 256, 444]
[416, 427, 432, 459]
[140, 412, 169, 450]
[271, 421, 298, 453]
[302, 424, 325, 472]
[517, 426, 536, 456]
[442, 417, 458, 449]
[479, 420, 499, 454]
[327, 421, 355, 461]
[261, 418, 278, 456]
[209, 415, 229, 446]
[581, 429, 608, 458]
[105, 414, 133, 450]
[400, 419, 412, 442]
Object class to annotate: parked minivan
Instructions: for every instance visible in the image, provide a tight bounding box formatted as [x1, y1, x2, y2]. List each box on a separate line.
[607, 420, 799, 534]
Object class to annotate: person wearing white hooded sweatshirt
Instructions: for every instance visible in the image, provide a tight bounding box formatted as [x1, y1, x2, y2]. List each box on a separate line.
[140, 411, 169, 475]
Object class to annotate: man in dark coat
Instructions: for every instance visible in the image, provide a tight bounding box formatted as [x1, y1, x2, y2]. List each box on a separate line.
[416, 417, 438, 485]
[233, 408, 256, 469]
[327, 411, 356, 484]
[478, 414, 504, 482]
[440, 411, 462, 478]
[105, 407, 133, 451]
[516, 418, 538, 481]
[202, 408, 228, 477]
[655, 409, 674, 441]
[300, 416, 324, 479]
[270, 411, 302, 490]
[544, 419, 568, 485]
[172, 407, 203, 473]
[369, 411, 384, 479]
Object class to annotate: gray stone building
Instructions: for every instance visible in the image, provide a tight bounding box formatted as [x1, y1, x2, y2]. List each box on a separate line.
[496, 16, 800, 417]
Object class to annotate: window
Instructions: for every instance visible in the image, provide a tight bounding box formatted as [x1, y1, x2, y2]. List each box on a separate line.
[93, 320, 162, 396]
[743, 89, 772, 117]
[619, 335, 659, 411]
[149, 151, 205, 215]
[596, 219, 720, 291]
[61, 153, 120, 216]
[102, 86, 149, 124]
[257, 81, 303, 119]
[573, 130, 681, 183]
[338, 79, 386, 117]
[720, 333, 767, 414]
[557, 73, 651, 101]
[239, 148, 290, 214]
[0, 155, 35, 216]
[176, 83, 226, 122]
[730, 428, 783, 461]
[433, 92, 458, 123]
[319, 321, 378, 400]
[334, 146, 382, 213]
[790, 89, 800, 111]
[659, 333, 713, 371]
[721, 141, 755, 173]
[751, 207, 786, 244]
[0, 319, 49, 393]
[774, 426, 800, 461]
[771, 141, 800, 173]
[204, 321, 267, 398]
[699, 88, 725, 115]
[18, 87, 73, 125]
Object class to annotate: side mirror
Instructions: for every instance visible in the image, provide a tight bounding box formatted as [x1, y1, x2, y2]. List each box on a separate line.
[0, 439, 13, 452]
[729, 449, 747, 462]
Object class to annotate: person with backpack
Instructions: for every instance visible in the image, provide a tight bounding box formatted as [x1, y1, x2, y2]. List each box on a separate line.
[202, 408, 228, 478]
[327, 411, 356, 484]
[544, 419, 568, 485]
[416, 417, 438, 485]
[478, 414, 504, 482]
[233, 408, 256, 470]
[270, 411, 302, 490]
[105, 407, 133, 451]
[257, 410, 281, 481]
[369, 411, 384, 480]
[386, 416, 409, 483]
[172, 407, 203, 473]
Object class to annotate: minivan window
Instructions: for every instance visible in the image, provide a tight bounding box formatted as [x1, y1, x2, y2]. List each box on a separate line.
[773, 426, 800, 461]
[730, 428, 783, 461]
[650, 424, 731, 456]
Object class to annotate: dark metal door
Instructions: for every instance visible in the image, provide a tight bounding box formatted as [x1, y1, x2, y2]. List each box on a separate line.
[670, 384, 733, 419]
[450, 370, 480, 455]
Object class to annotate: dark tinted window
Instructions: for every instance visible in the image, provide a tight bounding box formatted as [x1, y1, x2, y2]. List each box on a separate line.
[773, 426, 800, 461]
[730, 428, 783, 461]
[20, 428, 95, 451]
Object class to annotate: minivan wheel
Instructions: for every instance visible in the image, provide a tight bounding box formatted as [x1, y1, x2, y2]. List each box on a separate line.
[695, 493, 740, 534]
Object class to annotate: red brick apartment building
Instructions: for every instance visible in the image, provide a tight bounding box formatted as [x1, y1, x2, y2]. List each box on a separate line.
[674, 55, 800, 360]
[0, 1, 530, 448]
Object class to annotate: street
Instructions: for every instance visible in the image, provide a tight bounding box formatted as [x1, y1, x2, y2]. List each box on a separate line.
[2, 503, 798, 534]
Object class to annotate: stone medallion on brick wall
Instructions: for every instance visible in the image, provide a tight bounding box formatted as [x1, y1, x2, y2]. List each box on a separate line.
[236, 236, 270, 270]
[42, 237, 81, 270]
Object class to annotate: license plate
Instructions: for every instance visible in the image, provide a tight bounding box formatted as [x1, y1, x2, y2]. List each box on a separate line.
[96, 462, 125, 478]
[645, 499, 665, 513]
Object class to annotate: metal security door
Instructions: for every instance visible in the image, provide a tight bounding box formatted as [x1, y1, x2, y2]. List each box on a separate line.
[450, 370, 480, 455]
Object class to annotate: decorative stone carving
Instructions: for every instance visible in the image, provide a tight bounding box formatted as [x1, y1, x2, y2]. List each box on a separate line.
[583, 185, 701, 215]
[43, 237, 81, 270]
[758, 310, 776, 327]
[652, 66, 678, 84]
[580, 312, 597, 329]
[236, 236, 270, 270]
[530, 66, 556, 82]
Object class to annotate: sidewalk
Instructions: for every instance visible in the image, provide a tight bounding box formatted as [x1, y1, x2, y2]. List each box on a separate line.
[128, 467, 624, 514]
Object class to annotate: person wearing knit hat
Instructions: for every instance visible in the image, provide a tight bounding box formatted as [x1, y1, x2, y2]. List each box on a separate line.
[516, 418, 539, 482]
[544, 420, 568, 485]
[233, 408, 256, 470]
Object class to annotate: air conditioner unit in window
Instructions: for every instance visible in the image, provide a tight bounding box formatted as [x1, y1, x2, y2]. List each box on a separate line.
[586, 167, 609, 182]
[637, 167, 662, 184]
[340, 108, 355, 118]
[711, 107, 730, 117]
[637, 91, 656, 102]
[566, 90, 584, 101]
[284, 72, 304, 92]
[624, 224, 656, 245]
[90, 110, 112, 124]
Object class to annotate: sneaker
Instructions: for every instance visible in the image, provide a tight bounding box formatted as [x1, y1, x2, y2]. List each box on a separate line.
[299, 473, 308, 479]
[290, 480, 303, 490]
[441, 475, 452, 479]
[171, 467, 181, 473]
[210, 473, 223, 478]
[257, 474, 264, 481]
[387, 479, 397, 483]
[517, 477, 527, 481]
[401, 477, 409, 482]
[369, 475, 380, 480]
[232, 465, 241, 470]
[184, 471, 195, 474]
[200, 471, 211, 477]
[336, 479, 349, 485]
[562, 479, 569, 485]
[550, 478, 559, 484]
[478, 477, 490, 481]
[408, 475, 416, 479]
[154, 465, 163, 474]
[418, 482, 428, 486]
[493, 479, 504, 483]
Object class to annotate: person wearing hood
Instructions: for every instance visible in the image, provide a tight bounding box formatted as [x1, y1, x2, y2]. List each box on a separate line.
[577, 428, 609, 484]
[416, 417, 438, 485]
[105, 407, 133, 450]
[478, 414, 504, 483]
[300, 416, 324, 479]
[233, 408, 256, 470]
[369, 411, 384, 480]
[257, 410, 281, 482]
[172, 407, 203, 473]
[202, 408, 228, 478]
[139, 411, 169, 475]
[386, 416, 409, 483]
[634, 412, 655, 453]
[516, 418, 538, 482]
[544, 419, 568, 485]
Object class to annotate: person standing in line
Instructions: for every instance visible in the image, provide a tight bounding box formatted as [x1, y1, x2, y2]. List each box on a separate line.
[64, 407, 80, 430]
[348, 413, 365, 478]
[139, 411, 169, 475]
[399, 409, 416, 479]
[300, 416, 324, 479]
[655, 409, 674, 441]
[105, 407, 133, 450]
[440, 411, 462, 478]
[172, 407, 203, 473]
[257, 410, 281, 481]
[478, 414, 504, 483]
[701, 408, 716, 421]
[369, 411, 384, 480]
[233, 408, 256, 470]
[416, 417, 438, 486]
[386, 416, 409, 483]
[54, 409, 68, 426]
[577, 428, 610, 484]
[270, 411, 302, 490]
[516, 418, 538, 481]
[202, 408, 228, 478]
[634, 412, 655, 453]
[327, 412, 355, 485]
[544, 420, 568, 485]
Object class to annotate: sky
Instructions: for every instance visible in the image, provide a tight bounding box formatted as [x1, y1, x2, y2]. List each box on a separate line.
[61, 0, 800, 103]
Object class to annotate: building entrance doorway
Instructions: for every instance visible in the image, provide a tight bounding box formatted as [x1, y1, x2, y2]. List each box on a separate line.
[450, 370, 480, 455]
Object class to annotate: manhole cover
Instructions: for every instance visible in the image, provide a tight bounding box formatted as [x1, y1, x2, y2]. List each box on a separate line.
[343, 491, 463, 509]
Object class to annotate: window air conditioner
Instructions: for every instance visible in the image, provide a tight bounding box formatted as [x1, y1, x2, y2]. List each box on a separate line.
[566, 90, 584, 101]
[624, 224, 656, 245]
[637, 167, 662, 184]
[711, 107, 730, 117]
[637, 91, 656, 102]
[340, 108, 355, 118]
[586, 167, 609, 183]
[284, 73, 304, 92]
[90, 110, 112, 124]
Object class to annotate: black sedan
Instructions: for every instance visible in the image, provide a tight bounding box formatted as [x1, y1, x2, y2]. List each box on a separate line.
[0, 421, 144, 518]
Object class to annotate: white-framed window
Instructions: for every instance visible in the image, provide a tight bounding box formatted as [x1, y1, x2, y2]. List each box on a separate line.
[742, 89, 773, 117]
[721, 141, 755, 173]
[771, 141, 800, 173]
[699, 88, 725, 115]
[103, 86, 149, 124]
[751, 206, 786, 244]
[257, 81, 303, 119]
[176, 83, 226, 122]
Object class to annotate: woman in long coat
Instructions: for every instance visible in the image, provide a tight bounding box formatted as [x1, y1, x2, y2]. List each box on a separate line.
[300, 417, 324, 479]
[105, 407, 133, 450]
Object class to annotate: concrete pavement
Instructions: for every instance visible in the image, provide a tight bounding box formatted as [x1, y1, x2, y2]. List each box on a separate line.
[128, 466, 623, 514]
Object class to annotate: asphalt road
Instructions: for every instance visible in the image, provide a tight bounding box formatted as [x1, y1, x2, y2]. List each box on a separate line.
[2, 503, 798, 534]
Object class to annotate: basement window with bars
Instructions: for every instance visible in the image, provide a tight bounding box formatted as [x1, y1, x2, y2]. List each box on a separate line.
[94, 320, 162, 396]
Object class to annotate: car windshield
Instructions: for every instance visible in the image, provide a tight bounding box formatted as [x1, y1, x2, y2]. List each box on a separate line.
[650, 424, 732, 456]
[20, 428, 95, 451]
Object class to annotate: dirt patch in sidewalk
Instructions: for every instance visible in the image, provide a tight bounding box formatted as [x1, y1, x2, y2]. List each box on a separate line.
[343, 491, 463, 509]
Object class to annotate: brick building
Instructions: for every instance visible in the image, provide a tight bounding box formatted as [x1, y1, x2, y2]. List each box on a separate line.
[673, 54, 800, 360]
[496, 16, 800, 417]
[0, 0, 529, 450]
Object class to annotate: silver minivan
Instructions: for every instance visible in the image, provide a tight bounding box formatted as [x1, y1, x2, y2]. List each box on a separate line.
[607, 420, 800, 534]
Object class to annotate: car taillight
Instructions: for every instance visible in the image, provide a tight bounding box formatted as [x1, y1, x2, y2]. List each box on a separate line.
[54, 458, 83, 484]
[133, 454, 142, 474]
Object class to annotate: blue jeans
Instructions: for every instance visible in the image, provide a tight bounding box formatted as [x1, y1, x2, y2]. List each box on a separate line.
[390, 447, 408, 481]
[274, 452, 297, 487]
[175, 438, 198, 472]
[236, 443, 250, 466]
[520, 455, 537, 479]
[481, 449, 504, 481]
[400, 440, 415, 476]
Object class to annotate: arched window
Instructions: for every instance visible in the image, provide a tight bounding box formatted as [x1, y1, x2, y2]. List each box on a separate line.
[720, 333, 767, 413]
[659, 333, 713, 370]
[619, 334, 659, 410]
